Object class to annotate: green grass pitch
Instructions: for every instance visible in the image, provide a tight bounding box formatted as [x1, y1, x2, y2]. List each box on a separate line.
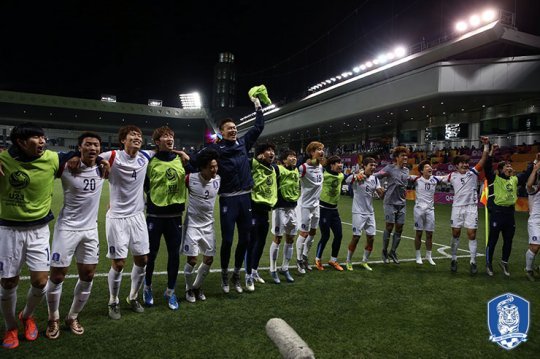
[4, 181, 539, 358]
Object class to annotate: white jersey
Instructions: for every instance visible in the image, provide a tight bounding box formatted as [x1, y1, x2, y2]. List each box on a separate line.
[56, 162, 105, 230]
[411, 175, 448, 210]
[449, 168, 479, 207]
[298, 162, 323, 208]
[185, 173, 220, 228]
[347, 174, 381, 214]
[528, 185, 540, 221]
[101, 150, 154, 218]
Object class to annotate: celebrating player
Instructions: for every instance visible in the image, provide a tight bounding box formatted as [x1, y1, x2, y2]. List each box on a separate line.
[345, 157, 384, 271]
[447, 136, 490, 274]
[183, 150, 220, 301]
[525, 159, 540, 281]
[46, 132, 105, 339]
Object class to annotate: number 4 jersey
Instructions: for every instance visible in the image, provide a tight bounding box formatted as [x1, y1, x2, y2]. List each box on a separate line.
[56, 162, 105, 230]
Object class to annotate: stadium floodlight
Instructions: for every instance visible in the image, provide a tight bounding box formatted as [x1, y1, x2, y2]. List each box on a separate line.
[360, 64, 366, 71]
[365, 61, 373, 68]
[101, 94, 116, 103]
[482, 9, 497, 22]
[469, 14, 481, 27]
[148, 99, 162, 107]
[331, 77, 337, 82]
[372, 58, 380, 65]
[336, 75, 342, 80]
[455, 21, 468, 32]
[179, 92, 202, 109]
[341, 72, 349, 78]
[353, 66, 361, 73]
[394, 46, 406, 57]
[377, 54, 388, 64]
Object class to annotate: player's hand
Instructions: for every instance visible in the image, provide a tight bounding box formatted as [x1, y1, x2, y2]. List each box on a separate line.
[173, 150, 190, 164]
[67, 156, 81, 175]
[99, 160, 110, 179]
[251, 96, 261, 110]
[489, 143, 499, 156]
[480, 136, 490, 145]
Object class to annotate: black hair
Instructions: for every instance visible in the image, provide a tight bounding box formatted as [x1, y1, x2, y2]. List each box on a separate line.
[279, 149, 296, 162]
[255, 141, 276, 156]
[78, 131, 102, 146]
[10, 122, 45, 146]
[197, 149, 219, 170]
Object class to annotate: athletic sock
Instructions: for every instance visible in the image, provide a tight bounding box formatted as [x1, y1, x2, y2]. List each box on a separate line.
[363, 250, 371, 262]
[193, 263, 210, 289]
[129, 264, 146, 301]
[415, 250, 422, 260]
[46, 280, 63, 321]
[282, 243, 293, 270]
[184, 263, 194, 290]
[108, 267, 123, 305]
[330, 256, 338, 262]
[469, 239, 478, 264]
[347, 242, 357, 262]
[68, 280, 92, 320]
[526, 249, 536, 271]
[391, 232, 402, 251]
[426, 250, 432, 259]
[450, 237, 460, 260]
[0, 286, 18, 329]
[269, 242, 279, 272]
[382, 230, 390, 251]
[22, 285, 46, 319]
[296, 235, 305, 260]
[303, 235, 315, 257]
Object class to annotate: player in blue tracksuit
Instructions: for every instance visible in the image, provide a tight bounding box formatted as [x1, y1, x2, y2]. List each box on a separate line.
[198, 98, 264, 293]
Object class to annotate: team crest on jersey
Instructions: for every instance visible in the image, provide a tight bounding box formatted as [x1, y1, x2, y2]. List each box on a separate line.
[488, 293, 529, 350]
[533, 236, 538, 242]
[137, 158, 146, 167]
[166, 168, 176, 181]
[109, 246, 116, 255]
[52, 253, 60, 262]
[266, 177, 273, 185]
[9, 171, 30, 189]
[184, 244, 189, 252]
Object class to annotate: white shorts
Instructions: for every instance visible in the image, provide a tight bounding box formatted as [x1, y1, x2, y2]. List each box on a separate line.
[183, 225, 216, 257]
[106, 212, 149, 259]
[0, 224, 50, 278]
[272, 208, 298, 236]
[414, 206, 435, 232]
[352, 213, 376, 236]
[297, 206, 320, 232]
[450, 204, 478, 229]
[528, 219, 540, 245]
[51, 225, 99, 267]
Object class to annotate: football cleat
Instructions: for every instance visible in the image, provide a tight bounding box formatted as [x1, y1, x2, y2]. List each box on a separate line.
[415, 257, 423, 265]
[232, 273, 243, 293]
[185, 289, 196, 303]
[279, 270, 295, 282]
[302, 255, 312, 271]
[426, 257, 436, 266]
[126, 297, 144, 313]
[164, 292, 179, 310]
[143, 286, 154, 307]
[525, 269, 536, 282]
[360, 262, 373, 271]
[65, 317, 84, 335]
[2, 329, 19, 349]
[388, 251, 400, 264]
[486, 264, 494, 276]
[450, 260, 458, 273]
[315, 259, 325, 271]
[194, 288, 206, 301]
[328, 260, 344, 271]
[270, 271, 281, 284]
[108, 303, 121, 320]
[245, 276, 255, 292]
[382, 249, 389, 264]
[45, 319, 60, 340]
[346, 262, 354, 271]
[470, 262, 478, 275]
[296, 260, 306, 274]
[221, 272, 230, 294]
[19, 311, 38, 341]
[252, 271, 265, 284]
[499, 261, 510, 277]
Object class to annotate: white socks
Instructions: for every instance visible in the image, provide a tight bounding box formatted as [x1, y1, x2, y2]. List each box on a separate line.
[469, 239, 477, 264]
[269, 242, 279, 272]
[193, 263, 210, 289]
[68, 280, 93, 320]
[282, 243, 293, 271]
[22, 285, 46, 319]
[184, 263, 194, 290]
[47, 280, 63, 321]
[108, 267, 123, 305]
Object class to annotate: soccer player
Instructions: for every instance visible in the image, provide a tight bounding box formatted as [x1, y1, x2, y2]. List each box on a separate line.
[410, 160, 449, 265]
[142, 126, 187, 310]
[100, 125, 155, 319]
[245, 142, 277, 291]
[484, 146, 536, 276]
[296, 141, 325, 273]
[0, 123, 76, 349]
[447, 136, 490, 274]
[345, 157, 384, 271]
[375, 146, 410, 264]
[315, 156, 346, 271]
[183, 150, 220, 301]
[201, 96, 264, 294]
[269, 149, 300, 284]
[45, 132, 105, 339]
[524, 158, 540, 281]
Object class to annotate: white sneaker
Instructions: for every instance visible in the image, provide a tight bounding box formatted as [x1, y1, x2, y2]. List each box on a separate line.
[415, 257, 423, 265]
[231, 273, 243, 293]
[426, 257, 436, 266]
[252, 272, 265, 284]
[185, 289, 196, 303]
[245, 276, 255, 292]
[221, 273, 230, 294]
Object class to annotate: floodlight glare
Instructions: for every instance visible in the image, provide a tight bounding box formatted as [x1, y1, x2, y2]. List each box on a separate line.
[341, 72, 349, 77]
[469, 14, 481, 27]
[455, 21, 468, 32]
[360, 64, 366, 71]
[353, 66, 360, 73]
[482, 9, 497, 22]
[394, 46, 406, 57]
[331, 77, 336, 82]
[377, 54, 388, 64]
[365, 61, 373, 68]
[179, 92, 202, 109]
[372, 58, 379, 65]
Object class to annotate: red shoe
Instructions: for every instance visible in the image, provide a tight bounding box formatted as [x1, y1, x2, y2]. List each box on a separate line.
[18, 312, 38, 341]
[2, 329, 19, 349]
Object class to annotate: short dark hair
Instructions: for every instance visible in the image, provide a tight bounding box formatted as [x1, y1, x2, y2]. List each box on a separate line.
[418, 160, 430, 173]
[10, 122, 45, 146]
[197, 149, 219, 170]
[279, 149, 296, 162]
[393, 146, 409, 158]
[453, 155, 469, 165]
[78, 131, 102, 146]
[326, 155, 342, 167]
[152, 126, 174, 142]
[118, 125, 142, 143]
[219, 118, 235, 130]
[255, 141, 276, 156]
[362, 157, 376, 166]
[498, 160, 512, 171]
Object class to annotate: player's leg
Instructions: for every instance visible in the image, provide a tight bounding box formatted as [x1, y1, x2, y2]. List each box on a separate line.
[269, 209, 282, 283]
[0, 276, 20, 349]
[525, 218, 540, 281]
[144, 216, 163, 306]
[233, 193, 252, 293]
[302, 207, 320, 271]
[413, 206, 424, 264]
[389, 206, 405, 264]
[296, 207, 311, 274]
[193, 255, 213, 301]
[64, 262, 96, 335]
[361, 213, 377, 271]
[184, 255, 198, 303]
[450, 205, 464, 272]
[127, 213, 149, 311]
[485, 210, 501, 275]
[315, 208, 331, 270]
[425, 231, 435, 265]
[424, 208, 436, 265]
[162, 217, 182, 309]
[499, 213, 515, 277]
[219, 195, 238, 290]
[106, 216, 128, 319]
[280, 233, 296, 282]
[328, 211, 343, 271]
[382, 204, 396, 263]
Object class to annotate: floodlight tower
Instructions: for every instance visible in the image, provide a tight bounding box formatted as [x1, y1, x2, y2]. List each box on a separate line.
[212, 52, 236, 109]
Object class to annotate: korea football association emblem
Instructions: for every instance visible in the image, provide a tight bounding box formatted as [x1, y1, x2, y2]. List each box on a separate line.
[487, 293, 529, 350]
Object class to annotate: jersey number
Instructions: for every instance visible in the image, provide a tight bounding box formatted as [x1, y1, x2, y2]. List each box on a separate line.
[424, 183, 431, 190]
[83, 179, 96, 191]
[131, 170, 137, 180]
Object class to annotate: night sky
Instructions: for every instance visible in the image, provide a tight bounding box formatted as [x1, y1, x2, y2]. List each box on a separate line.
[1, 0, 539, 108]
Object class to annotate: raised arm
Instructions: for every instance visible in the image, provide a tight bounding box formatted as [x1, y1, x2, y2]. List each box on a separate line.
[473, 136, 490, 171]
[517, 152, 539, 186]
[526, 160, 540, 193]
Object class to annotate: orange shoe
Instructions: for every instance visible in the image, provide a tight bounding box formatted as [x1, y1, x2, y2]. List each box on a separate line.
[328, 260, 344, 271]
[2, 329, 19, 349]
[18, 312, 38, 341]
[315, 259, 325, 271]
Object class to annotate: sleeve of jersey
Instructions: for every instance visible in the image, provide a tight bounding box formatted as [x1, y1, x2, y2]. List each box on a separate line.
[243, 109, 264, 150]
[299, 163, 307, 177]
[470, 167, 480, 177]
[375, 177, 382, 189]
[345, 174, 354, 185]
